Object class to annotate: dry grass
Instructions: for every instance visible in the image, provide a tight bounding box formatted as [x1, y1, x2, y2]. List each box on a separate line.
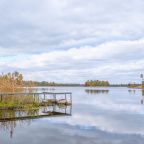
[0, 72, 39, 110]
[0, 72, 24, 93]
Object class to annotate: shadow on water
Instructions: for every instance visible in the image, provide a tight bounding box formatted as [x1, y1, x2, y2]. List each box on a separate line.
[128, 89, 144, 104]
[85, 89, 109, 94]
[0, 104, 72, 139]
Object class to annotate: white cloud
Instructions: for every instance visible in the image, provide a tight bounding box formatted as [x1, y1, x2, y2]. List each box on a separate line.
[6, 38, 144, 67]
[0, 38, 144, 83]
[0, 0, 144, 82]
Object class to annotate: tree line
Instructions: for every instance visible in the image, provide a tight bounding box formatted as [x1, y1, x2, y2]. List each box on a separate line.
[1, 71, 136, 90]
[85, 80, 110, 87]
[24, 81, 83, 87]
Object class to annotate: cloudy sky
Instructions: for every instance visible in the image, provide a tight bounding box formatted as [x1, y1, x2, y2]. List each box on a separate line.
[0, 0, 144, 83]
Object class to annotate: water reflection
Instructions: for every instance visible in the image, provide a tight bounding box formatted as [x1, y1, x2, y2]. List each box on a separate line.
[0, 109, 39, 139]
[0, 119, 33, 139]
[0, 104, 72, 139]
[128, 89, 136, 94]
[85, 89, 109, 94]
[0, 105, 72, 121]
[0, 109, 39, 120]
[141, 89, 144, 104]
[1, 87, 144, 144]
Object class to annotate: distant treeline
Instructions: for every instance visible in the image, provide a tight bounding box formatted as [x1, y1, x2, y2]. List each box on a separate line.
[85, 80, 110, 87]
[24, 81, 56, 86]
[1, 71, 137, 88]
[25, 80, 111, 87]
[24, 80, 133, 87]
[24, 81, 83, 87]
[127, 83, 141, 88]
[110, 84, 129, 87]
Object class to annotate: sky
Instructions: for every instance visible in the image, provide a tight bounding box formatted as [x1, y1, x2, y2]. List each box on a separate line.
[0, 0, 144, 84]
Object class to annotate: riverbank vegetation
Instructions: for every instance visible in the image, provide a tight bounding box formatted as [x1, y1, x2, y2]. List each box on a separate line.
[0, 95, 39, 110]
[0, 72, 39, 110]
[127, 83, 144, 89]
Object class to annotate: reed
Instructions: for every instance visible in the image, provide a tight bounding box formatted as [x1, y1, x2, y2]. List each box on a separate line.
[0, 72, 39, 110]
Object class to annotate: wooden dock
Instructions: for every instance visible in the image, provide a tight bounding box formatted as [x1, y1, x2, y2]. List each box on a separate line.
[0, 92, 72, 122]
[0, 92, 72, 105]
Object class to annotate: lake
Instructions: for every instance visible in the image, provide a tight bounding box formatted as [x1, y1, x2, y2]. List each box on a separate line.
[0, 87, 144, 144]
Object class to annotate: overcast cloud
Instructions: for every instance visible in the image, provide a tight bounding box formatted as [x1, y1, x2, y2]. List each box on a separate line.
[0, 0, 144, 83]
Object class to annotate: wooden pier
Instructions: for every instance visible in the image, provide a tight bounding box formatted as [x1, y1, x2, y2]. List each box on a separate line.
[0, 92, 72, 122]
[0, 92, 72, 105]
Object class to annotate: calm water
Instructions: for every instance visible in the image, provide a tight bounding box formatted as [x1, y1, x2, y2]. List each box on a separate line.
[1, 87, 144, 144]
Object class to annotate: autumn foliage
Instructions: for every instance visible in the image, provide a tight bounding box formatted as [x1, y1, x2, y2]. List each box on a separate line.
[0, 72, 24, 93]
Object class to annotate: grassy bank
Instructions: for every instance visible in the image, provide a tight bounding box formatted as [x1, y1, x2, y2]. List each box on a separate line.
[0, 95, 40, 110]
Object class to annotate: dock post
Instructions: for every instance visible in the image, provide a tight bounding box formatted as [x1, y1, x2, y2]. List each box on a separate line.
[44, 92, 46, 100]
[70, 93, 72, 104]
[65, 94, 66, 100]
